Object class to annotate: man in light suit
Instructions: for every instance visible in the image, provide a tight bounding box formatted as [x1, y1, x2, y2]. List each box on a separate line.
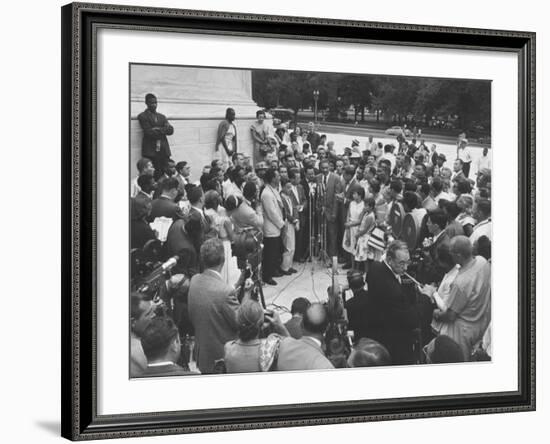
[261, 168, 285, 286]
[289, 169, 307, 262]
[280, 178, 298, 275]
[275, 303, 334, 371]
[317, 159, 344, 260]
[188, 238, 252, 374]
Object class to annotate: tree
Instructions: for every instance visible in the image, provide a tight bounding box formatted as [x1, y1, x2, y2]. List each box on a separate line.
[338, 75, 374, 121]
[252, 70, 490, 133]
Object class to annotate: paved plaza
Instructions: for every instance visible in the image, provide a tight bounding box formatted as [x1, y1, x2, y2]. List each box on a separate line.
[320, 131, 489, 178]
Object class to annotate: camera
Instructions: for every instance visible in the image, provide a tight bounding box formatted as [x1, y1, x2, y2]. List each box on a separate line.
[405, 247, 426, 280]
[231, 228, 263, 269]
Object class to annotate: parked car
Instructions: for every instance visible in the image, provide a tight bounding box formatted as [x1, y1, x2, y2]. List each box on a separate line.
[268, 107, 295, 127]
[385, 126, 412, 137]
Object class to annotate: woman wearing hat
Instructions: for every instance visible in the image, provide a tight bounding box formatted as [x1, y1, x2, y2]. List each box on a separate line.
[223, 301, 289, 373]
[275, 122, 291, 146]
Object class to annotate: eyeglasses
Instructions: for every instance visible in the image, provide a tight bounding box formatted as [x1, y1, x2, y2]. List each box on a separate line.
[392, 259, 411, 267]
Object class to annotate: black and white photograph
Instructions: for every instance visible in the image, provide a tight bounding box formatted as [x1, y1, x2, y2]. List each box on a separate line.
[129, 64, 493, 377]
[53, 0, 538, 441]
[1, 0, 546, 442]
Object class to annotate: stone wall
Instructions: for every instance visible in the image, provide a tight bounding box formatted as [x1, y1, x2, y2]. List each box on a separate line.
[130, 65, 261, 181]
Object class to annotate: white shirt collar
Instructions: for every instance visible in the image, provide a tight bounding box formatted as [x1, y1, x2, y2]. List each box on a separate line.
[303, 336, 322, 347]
[433, 229, 445, 243]
[147, 361, 175, 367]
[383, 260, 402, 283]
[208, 268, 223, 280]
[474, 217, 491, 229]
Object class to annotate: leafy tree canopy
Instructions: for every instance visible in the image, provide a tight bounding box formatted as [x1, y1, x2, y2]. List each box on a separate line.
[252, 70, 490, 131]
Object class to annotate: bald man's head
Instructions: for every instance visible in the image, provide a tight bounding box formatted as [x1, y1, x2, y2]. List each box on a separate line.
[450, 235, 473, 265]
[302, 303, 329, 337]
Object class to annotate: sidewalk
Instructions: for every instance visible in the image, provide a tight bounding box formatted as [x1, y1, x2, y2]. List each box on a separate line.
[317, 130, 488, 179]
[298, 119, 490, 148]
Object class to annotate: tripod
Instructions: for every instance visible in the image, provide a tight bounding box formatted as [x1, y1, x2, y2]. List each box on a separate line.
[317, 180, 330, 267]
[303, 187, 316, 263]
[303, 181, 329, 270]
[237, 246, 266, 309]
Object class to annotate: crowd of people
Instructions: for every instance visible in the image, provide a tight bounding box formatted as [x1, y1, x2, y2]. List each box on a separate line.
[130, 94, 492, 377]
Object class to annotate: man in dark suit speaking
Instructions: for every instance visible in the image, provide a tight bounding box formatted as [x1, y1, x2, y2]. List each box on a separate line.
[138, 93, 174, 179]
[317, 159, 344, 260]
[366, 240, 423, 365]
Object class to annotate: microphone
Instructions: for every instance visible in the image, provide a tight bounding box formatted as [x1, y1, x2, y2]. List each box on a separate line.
[161, 256, 178, 271]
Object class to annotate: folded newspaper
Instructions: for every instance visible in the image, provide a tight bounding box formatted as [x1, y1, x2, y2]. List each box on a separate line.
[150, 217, 173, 243]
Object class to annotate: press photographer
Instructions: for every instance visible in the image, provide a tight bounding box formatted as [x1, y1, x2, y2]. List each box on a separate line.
[188, 238, 256, 374]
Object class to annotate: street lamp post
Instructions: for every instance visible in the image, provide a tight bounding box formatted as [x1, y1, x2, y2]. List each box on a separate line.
[313, 90, 320, 124]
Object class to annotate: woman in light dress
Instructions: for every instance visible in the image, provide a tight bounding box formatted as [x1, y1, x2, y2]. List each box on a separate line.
[291, 126, 304, 154]
[455, 194, 477, 237]
[224, 300, 288, 373]
[216, 107, 237, 169]
[343, 187, 366, 269]
[203, 190, 240, 286]
[250, 110, 272, 166]
[354, 197, 377, 273]
[369, 179, 387, 224]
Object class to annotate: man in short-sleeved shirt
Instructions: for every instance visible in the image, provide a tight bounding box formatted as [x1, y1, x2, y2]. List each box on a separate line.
[457, 139, 473, 178]
[424, 236, 491, 360]
[444, 255, 491, 359]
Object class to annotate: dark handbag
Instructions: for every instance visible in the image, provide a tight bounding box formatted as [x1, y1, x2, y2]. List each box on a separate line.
[259, 143, 271, 155]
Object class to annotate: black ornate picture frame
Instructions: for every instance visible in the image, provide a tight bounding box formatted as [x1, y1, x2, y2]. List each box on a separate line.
[61, 2, 536, 440]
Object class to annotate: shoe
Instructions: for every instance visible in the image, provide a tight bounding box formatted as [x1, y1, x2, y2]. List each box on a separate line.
[279, 269, 292, 276]
[264, 278, 277, 286]
[288, 267, 298, 274]
[342, 263, 352, 270]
